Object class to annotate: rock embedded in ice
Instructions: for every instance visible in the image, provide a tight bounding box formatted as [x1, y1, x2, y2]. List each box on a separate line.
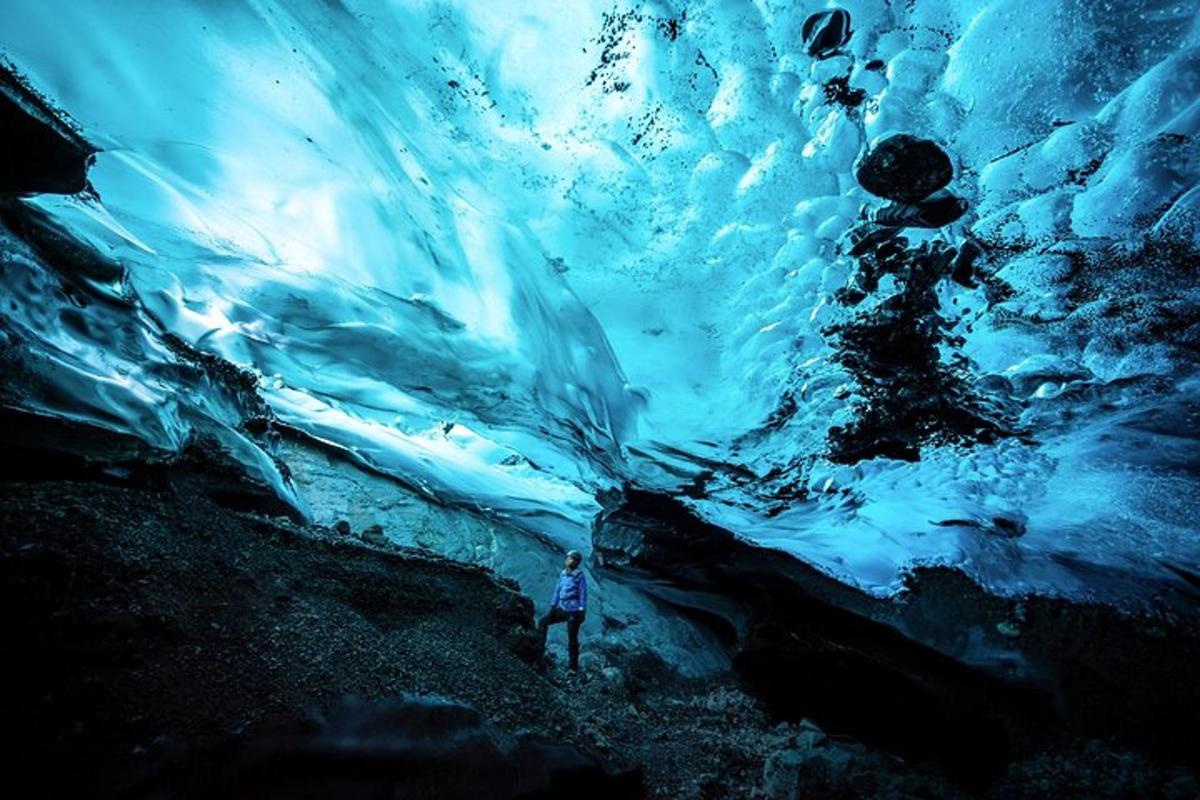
[821, 76, 866, 110]
[871, 190, 968, 229]
[854, 134, 954, 203]
[801, 9, 852, 60]
[2, 0, 1199, 609]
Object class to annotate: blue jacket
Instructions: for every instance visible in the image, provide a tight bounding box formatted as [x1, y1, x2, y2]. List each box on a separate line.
[550, 567, 587, 613]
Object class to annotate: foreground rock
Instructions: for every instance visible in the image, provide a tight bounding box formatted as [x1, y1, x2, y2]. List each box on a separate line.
[0, 481, 631, 799]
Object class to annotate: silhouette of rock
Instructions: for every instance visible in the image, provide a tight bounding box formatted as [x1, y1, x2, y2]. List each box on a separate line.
[802, 9, 852, 59]
[856, 134, 954, 203]
[872, 190, 968, 228]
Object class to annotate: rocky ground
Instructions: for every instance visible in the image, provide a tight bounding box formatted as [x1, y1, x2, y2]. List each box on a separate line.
[2, 478, 1197, 799]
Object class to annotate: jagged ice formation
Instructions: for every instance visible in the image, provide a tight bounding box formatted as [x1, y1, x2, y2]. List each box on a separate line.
[2, 0, 1199, 605]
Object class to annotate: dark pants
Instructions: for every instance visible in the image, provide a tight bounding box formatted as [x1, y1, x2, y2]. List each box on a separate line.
[538, 606, 584, 670]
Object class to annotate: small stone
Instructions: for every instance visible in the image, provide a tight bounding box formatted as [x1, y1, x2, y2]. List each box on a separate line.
[802, 9, 852, 59]
[855, 134, 954, 203]
[822, 75, 866, 108]
[991, 516, 1025, 538]
[950, 238, 983, 287]
[360, 524, 387, 545]
[996, 620, 1021, 638]
[332, 519, 351, 536]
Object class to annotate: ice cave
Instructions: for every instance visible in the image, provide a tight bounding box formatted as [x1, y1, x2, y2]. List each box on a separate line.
[2, 1, 1199, 797]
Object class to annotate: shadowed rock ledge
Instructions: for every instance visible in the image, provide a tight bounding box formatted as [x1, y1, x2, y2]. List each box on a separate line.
[0, 480, 639, 799]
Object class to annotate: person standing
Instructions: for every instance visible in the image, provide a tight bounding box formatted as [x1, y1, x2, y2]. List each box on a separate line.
[538, 550, 587, 671]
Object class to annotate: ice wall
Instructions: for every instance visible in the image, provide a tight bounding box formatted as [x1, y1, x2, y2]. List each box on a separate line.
[2, 0, 1198, 601]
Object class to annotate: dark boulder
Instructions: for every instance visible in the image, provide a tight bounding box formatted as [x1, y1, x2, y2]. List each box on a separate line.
[855, 134, 954, 203]
[802, 9, 852, 59]
[871, 190, 969, 228]
[950, 238, 984, 288]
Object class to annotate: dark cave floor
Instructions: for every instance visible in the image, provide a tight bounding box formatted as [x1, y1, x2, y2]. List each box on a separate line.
[2, 479, 1198, 799]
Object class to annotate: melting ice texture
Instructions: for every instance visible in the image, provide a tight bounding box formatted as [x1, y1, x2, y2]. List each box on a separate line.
[2, 0, 1199, 602]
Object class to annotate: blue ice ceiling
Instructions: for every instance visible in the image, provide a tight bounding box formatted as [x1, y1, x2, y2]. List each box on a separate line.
[2, 0, 1198, 602]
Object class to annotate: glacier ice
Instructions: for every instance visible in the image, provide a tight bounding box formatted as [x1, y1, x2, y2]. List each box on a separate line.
[2, 0, 1198, 603]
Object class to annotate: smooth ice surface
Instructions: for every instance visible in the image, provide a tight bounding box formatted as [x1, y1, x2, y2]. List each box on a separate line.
[3, 0, 1199, 602]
